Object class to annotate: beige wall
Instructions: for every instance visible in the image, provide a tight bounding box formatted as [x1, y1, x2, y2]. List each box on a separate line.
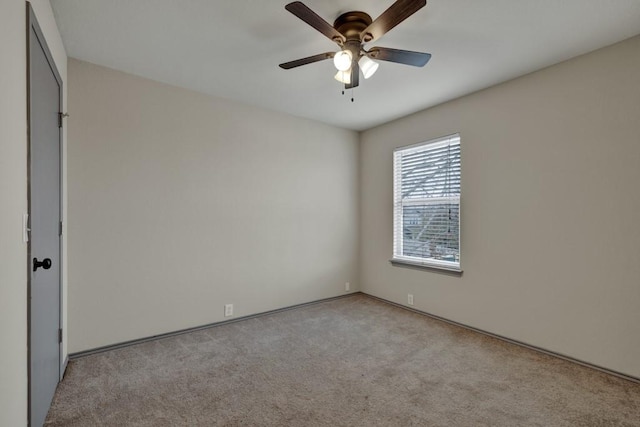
[67, 59, 359, 352]
[0, 1, 67, 425]
[0, 1, 28, 424]
[360, 35, 640, 378]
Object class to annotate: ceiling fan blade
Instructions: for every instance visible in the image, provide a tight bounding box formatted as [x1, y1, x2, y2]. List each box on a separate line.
[361, 0, 427, 43]
[279, 52, 336, 70]
[368, 47, 431, 67]
[285, 2, 346, 44]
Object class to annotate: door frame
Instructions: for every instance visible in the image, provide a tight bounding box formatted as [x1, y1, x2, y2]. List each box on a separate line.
[26, 2, 64, 424]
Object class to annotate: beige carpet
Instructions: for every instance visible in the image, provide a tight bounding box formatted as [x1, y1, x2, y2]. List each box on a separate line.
[45, 294, 640, 426]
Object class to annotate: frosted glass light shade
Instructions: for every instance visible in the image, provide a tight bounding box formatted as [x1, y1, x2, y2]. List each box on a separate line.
[334, 70, 351, 84]
[333, 50, 353, 71]
[359, 56, 379, 79]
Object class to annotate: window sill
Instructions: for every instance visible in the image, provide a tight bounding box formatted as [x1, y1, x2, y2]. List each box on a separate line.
[390, 258, 463, 275]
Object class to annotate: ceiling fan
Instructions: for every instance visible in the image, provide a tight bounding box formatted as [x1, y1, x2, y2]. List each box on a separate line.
[279, 0, 431, 89]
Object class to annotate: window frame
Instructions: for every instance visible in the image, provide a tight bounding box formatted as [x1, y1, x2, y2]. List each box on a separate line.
[391, 134, 462, 273]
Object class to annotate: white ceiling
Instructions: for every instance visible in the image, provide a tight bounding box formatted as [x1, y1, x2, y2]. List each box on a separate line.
[50, 0, 640, 131]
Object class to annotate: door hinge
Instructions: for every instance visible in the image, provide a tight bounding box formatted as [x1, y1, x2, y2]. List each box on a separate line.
[59, 221, 63, 236]
[58, 328, 63, 344]
[58, 112, 69, 128]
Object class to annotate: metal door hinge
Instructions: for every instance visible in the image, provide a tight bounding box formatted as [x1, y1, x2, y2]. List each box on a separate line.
[58, 328, 63, 343]
[58, 112, 69, 128]
[59, 221, 63, 236]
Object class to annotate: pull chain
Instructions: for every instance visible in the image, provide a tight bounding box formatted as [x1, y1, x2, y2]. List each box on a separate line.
[339, 85, 355, 102]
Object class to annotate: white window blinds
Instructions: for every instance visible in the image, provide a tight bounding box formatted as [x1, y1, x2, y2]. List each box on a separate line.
[393, 134, 461, 271]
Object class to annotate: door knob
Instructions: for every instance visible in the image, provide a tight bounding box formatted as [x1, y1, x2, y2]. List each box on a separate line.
[33, 257, 52, 272]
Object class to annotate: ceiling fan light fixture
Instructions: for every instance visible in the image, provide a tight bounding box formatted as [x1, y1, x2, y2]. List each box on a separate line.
[359, 56, 379, 79]
[333, 49, 353, 71]
[334, 70, 351, 84]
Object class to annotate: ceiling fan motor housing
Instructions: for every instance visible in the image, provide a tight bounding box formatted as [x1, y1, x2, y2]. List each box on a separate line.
[333, 11, 373, 41]
[333, 11, 373, 67]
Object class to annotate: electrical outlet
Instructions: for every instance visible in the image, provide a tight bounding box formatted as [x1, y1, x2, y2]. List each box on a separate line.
[345, 282, 350, 292]
[224, 304, 233, 317]
[408, 294, 414, 306]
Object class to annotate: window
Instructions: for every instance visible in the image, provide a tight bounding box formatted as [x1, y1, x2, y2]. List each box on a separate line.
[393, 134, 461, 272]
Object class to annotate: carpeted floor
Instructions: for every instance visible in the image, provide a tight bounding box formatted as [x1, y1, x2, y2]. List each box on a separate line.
[45, 294, 640, 426]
